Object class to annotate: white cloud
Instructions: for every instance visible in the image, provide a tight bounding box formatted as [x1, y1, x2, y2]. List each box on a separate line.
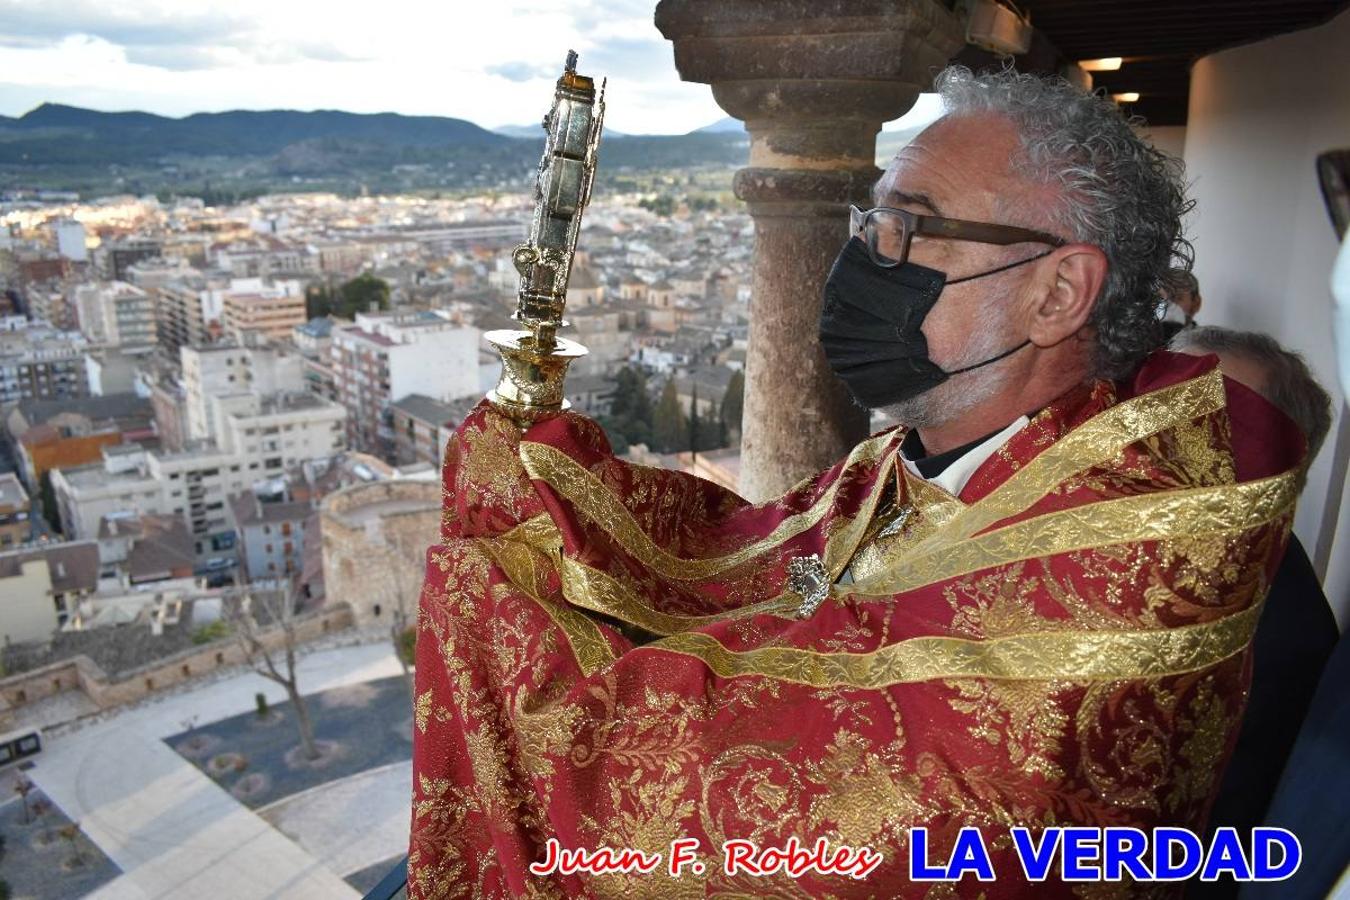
[0, 1, 942, 135]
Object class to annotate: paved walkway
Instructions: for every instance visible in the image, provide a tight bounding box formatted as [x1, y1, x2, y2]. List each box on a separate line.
[27, 642, 405, 900]
[260, 760, 412, 880]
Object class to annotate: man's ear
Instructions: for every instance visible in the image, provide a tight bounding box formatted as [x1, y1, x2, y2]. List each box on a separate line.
[1027, 244, 1107, 347]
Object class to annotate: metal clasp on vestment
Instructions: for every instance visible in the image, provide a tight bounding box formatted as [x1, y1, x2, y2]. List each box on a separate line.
[786, 554, 829, 619]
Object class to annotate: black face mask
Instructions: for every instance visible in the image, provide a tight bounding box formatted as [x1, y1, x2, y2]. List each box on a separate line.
[819, 236, 1046, 409]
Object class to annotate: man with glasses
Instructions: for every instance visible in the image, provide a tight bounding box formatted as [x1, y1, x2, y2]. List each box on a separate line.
[410, 67, 1308, 897]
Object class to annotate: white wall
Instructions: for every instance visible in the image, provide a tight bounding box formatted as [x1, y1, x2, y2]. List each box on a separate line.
[0, 559, 58, 644]
[389, 326, 481, 403]
[1139, 125, 1186, 162]
[1183, 8, 1350, 624]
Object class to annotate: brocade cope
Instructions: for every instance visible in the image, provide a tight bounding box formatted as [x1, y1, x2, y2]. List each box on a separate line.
[410, 351, 1304, 899]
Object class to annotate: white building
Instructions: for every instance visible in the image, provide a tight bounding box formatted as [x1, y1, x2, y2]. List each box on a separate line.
[211, 391, 346, 466]
[0, 541, 99, 638]
[85, 345, 156, 396]
[331, 310, 480, 458]
[124, 257, 197, 292]
[55, 220, 88, 262]
[74, 281, 157, 346]
[182, 341, 307, 442]
[51, 393, 344, 558]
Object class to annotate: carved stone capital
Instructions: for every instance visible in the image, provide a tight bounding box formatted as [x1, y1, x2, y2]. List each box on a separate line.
[657, 0, 965, 173]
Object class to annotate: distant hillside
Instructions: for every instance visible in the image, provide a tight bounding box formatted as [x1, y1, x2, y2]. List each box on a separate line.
[692, 117, 745, 135]
[492, 123, 547, 138]
[494, 122, 629, 139]
[0, 103, 748, 198]
[0, 103, 507, 165]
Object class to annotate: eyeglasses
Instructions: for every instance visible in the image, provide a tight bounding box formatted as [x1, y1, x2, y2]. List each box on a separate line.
[850, 204, 1067, 269]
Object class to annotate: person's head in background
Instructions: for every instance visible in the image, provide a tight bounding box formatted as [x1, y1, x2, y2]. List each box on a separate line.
[1170, 325, 1332, 490]
[1166, 270, 1203, 324]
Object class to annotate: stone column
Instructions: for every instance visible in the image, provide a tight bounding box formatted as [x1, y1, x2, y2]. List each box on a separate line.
[656, 0, 964, 500]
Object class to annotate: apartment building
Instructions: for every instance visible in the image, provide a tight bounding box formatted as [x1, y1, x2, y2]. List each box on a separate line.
[6, 392, 155, 492]
[157, 276, 303, 356]
[0, 327, 90, 404]
[27, 288, 78, 330]
[50, 393, 343, 558]
[181, 341, 305, 442]
[221, 288, 306, 344]
[212, 238, 319, 277]
[331, 310, 479, 459]
[294, 317, 341, 402]
[155, 274, 217, 355]
[74, 281, 157, 346]
[229, 490, 311, 581]
[97, 237, 162, 281]
[212, 391, 346, 468]
[54, 219, 87, 262]
[388, 394, 468, 468]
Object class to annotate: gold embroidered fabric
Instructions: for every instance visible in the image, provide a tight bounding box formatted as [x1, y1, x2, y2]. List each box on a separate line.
[649, 603, 1262, 688]
[518, 433, 895, 580]
[411, 358, 1303, 898]
[903, 369, 1227, 557]
[850, 472, 1296, 598]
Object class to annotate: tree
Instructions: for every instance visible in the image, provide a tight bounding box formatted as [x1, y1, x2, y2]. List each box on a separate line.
[305, 273, 390, 320]
[638, 194, 675, 217]
[31, 797, 53, 845]
[609, 367, 651, 424]
[58, 823, 86, 868]
[12, 775, 33, 824]
[338, 272, 390, 317]
[226, 585, 321, 761]
[598, 366, 654, 451]
[373, 530, 425, 703]
[305, 282, 335, 320]
[720, 369, 745, 445]
[38, 472, 61, 534]
[652, 380, 688, 453]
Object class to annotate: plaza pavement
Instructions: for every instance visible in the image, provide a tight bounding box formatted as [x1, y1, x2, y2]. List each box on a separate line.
[25, 640, 407, 899]
[260, 760, 412, 882]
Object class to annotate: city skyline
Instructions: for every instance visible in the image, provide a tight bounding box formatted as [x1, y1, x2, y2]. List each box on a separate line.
[0, 0, 941, 136]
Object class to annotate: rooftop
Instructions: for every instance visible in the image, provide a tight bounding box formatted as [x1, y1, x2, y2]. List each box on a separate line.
[339, 325, 398, 348]
[0, 540, 99, 595]
[122, 514, 195, 582]
[230, 491, 313, 528]
[13, 392, 152, 431]
[59, 460, 155, 491]
[256, 391, 333, 415]
[295, 317, 336, 339]
[388, 393, 462, 427]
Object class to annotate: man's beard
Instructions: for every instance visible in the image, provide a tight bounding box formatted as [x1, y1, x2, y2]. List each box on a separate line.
[879, 299, 1018, 429]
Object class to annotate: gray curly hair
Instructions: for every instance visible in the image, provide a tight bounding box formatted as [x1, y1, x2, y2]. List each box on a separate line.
[934, 66, 1193, 379]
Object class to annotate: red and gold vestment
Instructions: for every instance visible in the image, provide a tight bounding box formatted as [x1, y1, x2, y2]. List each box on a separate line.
[409, 351, 1303, 898]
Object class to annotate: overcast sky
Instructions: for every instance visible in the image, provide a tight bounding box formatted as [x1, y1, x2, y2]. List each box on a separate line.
[0, 0, 943, 135]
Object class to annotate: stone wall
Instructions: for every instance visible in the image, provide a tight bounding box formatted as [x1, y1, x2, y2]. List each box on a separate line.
[0, 603, 354, 730]
[319, 479, 440, 627]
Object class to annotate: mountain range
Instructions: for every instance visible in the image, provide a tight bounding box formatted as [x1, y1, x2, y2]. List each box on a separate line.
[0, 102, 931, 201]
[0, 103, 750, 197]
